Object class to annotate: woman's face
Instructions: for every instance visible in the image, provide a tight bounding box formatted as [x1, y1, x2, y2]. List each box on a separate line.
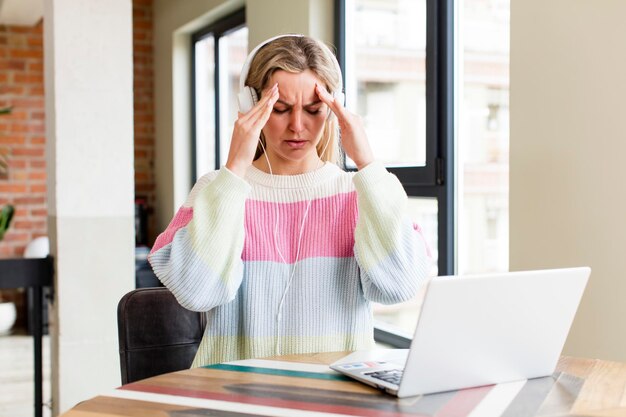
[260, 69, 329, 174]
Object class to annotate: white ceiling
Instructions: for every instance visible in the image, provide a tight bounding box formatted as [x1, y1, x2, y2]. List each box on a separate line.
[0, 0, 44, 26]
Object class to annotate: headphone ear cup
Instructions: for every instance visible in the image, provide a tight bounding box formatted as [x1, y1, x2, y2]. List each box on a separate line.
[238, 86, 258, 113]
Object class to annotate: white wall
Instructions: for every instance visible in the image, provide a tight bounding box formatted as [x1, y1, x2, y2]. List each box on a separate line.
[510, 0, 626, 361]
[153, 0, 333, 232]
[247, 0, 333, 48]
[44, 0, 135, 413]
[153, 0, 242, 232]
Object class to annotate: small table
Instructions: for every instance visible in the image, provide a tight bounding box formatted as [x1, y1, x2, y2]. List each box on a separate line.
[61, 352, 626, 417]
[0, 257, 53, 417]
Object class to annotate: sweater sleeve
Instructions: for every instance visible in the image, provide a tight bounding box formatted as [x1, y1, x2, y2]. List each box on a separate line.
[147, 167, 251, 311]
[352, 161, 431, 304]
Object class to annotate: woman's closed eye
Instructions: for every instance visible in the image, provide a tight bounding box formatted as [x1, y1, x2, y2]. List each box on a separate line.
[272, 106, 323, 115]
[305, 107, 322, 115]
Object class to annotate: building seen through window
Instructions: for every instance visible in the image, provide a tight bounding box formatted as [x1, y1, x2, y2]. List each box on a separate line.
[459, 0, 509, 275]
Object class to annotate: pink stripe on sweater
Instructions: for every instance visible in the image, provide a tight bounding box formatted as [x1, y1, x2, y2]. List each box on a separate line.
[150, 206, 194, 254]
[243, 191, 358, 263]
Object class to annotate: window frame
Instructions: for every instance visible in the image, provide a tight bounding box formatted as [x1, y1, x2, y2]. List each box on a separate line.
[335, 0, 455, 346]
[190, 8, 246, 184]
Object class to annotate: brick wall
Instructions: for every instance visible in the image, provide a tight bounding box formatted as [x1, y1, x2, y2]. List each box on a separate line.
[0, 0, 157, 259]
[0, 21, 46, 259]
[0, 21, 45, 329]
[133, 0, 157, 246]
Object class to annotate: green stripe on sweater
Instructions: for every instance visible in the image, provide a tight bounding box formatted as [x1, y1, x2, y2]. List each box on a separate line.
[203, 363, 352, 381]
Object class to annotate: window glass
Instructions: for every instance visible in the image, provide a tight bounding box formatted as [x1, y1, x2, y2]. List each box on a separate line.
[194, 35, 215, 178]
[458, 0, 510, 274]
[218, 27, 248, 166]
[345, 0, 427, 168]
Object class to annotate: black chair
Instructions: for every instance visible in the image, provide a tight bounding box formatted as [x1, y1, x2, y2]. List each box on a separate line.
[117, 287, 206, 384]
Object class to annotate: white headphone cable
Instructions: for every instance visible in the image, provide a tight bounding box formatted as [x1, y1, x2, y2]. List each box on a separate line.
[258, 132, 332, 356]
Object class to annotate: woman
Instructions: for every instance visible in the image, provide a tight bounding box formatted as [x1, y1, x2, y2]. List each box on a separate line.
[148, 35, 431, 367]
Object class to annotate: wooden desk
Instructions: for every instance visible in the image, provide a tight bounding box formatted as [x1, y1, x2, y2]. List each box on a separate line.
[62, 352, 626, 417]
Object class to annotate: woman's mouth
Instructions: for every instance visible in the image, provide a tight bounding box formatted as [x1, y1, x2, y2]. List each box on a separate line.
[284, 139, 307, 149]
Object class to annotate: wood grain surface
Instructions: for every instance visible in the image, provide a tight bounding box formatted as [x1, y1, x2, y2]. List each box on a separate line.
[61, 353, 626, 417]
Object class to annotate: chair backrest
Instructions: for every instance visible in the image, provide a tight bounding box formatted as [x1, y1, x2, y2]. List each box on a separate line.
[117, 287, 206, 384]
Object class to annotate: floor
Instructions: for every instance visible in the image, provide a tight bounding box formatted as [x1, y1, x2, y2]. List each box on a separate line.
[0, 334, 51, 417]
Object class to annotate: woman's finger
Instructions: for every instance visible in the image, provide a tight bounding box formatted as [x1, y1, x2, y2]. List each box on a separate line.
[240, 83, 278, 123]
[252, 89, 279, 129]
[315, 83, 348, 121]
[247, 86, 278, 130]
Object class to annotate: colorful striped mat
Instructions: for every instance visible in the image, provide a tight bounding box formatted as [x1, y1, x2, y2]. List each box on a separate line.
[103, 358, 587, 417]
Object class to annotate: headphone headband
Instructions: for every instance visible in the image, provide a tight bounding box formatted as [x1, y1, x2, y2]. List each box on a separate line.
[237, 34, 344, 112]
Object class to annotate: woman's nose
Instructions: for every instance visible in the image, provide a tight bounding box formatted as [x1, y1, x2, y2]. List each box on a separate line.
[289, 109, 304, 133]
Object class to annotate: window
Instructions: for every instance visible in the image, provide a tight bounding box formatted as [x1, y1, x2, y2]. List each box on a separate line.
[338, 0, 510, 343]
[338, 0, 454, 343]
[192, 10, 247, 182]
[458, 0, 510, 275]
[338, 0, 454, 281]
[348, 0, 427, 168]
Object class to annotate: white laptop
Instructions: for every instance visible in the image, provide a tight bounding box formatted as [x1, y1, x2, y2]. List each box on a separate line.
[331, 267, 590, 398]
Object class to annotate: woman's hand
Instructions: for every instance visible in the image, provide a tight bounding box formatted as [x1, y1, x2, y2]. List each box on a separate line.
[315, 84, 374, 170]
[225, 84, 279, 177]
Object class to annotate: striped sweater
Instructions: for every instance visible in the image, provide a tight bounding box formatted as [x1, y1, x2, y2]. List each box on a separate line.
[148, 161, 430, 367]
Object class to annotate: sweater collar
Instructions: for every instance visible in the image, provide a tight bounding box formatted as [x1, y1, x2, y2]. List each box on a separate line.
[245, 162, 340, 189]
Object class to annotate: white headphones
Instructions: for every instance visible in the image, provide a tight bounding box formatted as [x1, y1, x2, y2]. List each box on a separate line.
[237, 34, 345, 113]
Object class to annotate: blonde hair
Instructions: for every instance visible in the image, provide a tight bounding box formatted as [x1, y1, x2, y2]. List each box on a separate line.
[245, 35, 341, 163]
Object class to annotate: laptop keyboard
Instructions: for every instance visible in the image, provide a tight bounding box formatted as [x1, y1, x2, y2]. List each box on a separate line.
[366, 369, 403, 385]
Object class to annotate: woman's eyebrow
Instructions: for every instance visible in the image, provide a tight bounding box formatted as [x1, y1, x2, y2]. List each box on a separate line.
[275, 99, 292, 107]
[274, 99, 322, 107]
